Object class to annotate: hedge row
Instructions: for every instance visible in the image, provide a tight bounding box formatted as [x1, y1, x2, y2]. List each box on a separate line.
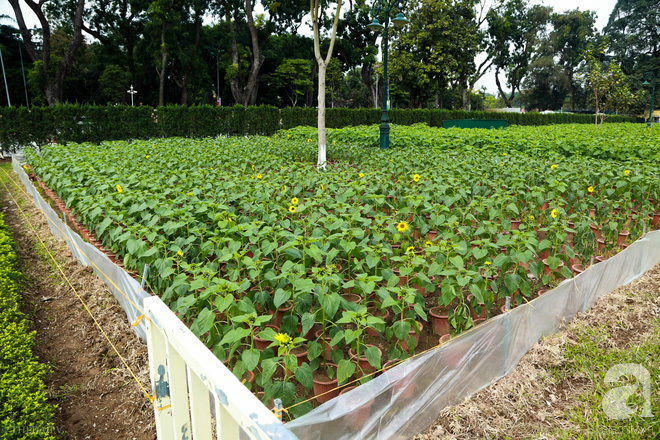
[0, 104, 641, 149]
[0, 211, 58, 439]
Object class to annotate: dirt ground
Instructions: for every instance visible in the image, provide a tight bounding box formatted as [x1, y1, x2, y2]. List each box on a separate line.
[413, 263, 660, 440]
[1, 166, 156, 439]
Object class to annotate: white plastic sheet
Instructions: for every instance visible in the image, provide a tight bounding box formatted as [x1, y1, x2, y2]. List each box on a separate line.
[12, 156, 150, 340]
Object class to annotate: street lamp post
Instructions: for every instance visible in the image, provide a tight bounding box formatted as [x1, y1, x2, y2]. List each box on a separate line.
[14, 34, 30, 110]
[127, 85, 137, 106]
[367, 0, 408, 150]
[643, 73, 657, 129]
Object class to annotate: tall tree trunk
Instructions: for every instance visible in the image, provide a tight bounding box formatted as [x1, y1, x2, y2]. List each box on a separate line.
[158, 21, 168, 107]
[10, 0, 86, 105]
[317, 64, 327, 167]
[311, 0, 342, 169]
[495, 67, 514, 108]
[361, 63, 376, 108]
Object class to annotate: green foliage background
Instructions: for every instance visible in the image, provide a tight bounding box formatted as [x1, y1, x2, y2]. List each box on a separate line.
[0, 105, 640, 150]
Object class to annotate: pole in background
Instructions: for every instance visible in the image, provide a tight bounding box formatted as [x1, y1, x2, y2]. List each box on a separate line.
[15, 34, 29, 110]
[127, 84, 137, 106]
[643, 73, 657, 129]
[0, 47, 11, 107]
[367, 1, 409, 150]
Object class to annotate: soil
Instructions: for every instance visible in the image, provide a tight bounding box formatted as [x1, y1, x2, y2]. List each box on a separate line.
[412, 263, 660, 440]
[0, 166, 156, 440]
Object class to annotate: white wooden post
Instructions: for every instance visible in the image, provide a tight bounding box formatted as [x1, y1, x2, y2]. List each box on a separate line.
[144, 296, 298, 440]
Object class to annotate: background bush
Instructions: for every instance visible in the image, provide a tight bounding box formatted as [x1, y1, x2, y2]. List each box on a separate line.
[0, 104, 641, 150]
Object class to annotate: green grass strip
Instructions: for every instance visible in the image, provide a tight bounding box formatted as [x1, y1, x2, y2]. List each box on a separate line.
[0, 199, 58, 439]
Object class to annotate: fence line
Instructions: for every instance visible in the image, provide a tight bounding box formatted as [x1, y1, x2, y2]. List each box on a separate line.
[144, 296, 299, 440]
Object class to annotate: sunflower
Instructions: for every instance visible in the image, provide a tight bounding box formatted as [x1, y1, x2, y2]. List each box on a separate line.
[359, 172, 365, 178]
[288, 205, 296, 213]
[256, 173, 263, 179]
[116, 184, 123, 193]
[587, 186, 594, 193]
[396, 221, 409, 233]
[291, 197, 299, 205]
[551, 208, 558, 219]
[624, 169, 630, 176]
[274, 333, 292, 344]
[413, 174, 421, 182]
[550, 164, 557, 170]
[177, 250, 184, 257]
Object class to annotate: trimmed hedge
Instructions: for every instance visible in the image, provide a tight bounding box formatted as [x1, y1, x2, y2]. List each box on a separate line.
[0, 211, 58, 439]
[0, 104, 641, 149]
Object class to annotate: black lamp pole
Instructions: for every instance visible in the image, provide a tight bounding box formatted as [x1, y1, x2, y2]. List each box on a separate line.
[367, 0, 409, 149]
[643, 73, 657, 129]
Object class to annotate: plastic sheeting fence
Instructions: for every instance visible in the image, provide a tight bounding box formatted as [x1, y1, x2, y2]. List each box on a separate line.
[11, 155, 660, 439]
[12, 156, 150, 340]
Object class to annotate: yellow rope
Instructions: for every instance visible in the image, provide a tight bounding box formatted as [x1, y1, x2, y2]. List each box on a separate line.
[0, 168, 156, 406]
[2, 167, 149, 322]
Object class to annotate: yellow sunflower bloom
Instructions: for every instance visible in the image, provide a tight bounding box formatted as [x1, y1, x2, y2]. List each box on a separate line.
[288, 205, 296, 213]
[396, 221, 409, 233]
[291, 197, 299, 205]
[116, 184, 123, 193]
[587, 186, 594, 193]
[256, 173, 263, 179]
[413, 174, 421, 182]
[550, 164, 557, 170]
[359, 173, 365, 178]
[624, 169, 630, 176]
[274, 333, 292, 344]
[177, 250, 184, 257]
[406, 246, 415, 253]
[551, 209, 558, 219]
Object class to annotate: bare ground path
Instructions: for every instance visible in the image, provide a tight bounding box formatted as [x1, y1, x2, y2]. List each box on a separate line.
[0, 162, 156, 440]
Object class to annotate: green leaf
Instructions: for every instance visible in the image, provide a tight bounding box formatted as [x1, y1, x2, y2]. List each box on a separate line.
[189, 307, 214, 337]
[273, 289, 291, 309]
[503, 273, 522, 294]
[242, 348, 260, 371]
[393, 320, 411, 341]
[294, 363, 313, 389]
[337, 359, 356, 385]
[365, 345, 381, 370]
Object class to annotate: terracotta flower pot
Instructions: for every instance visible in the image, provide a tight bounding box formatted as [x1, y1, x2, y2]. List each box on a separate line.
[313, 363, 340, 404]
[270, 300, 293, 327]
[366, 307, 390, 337]
[429, 306, 450, 336]
[315, 329, 335, 361]
[253, 325, 279, 351]
[617, 230, 629, 246]
[401, 321, 423, 352]
[542, 258, 565, 276]
[571, 263, 585, 276]
[438, 333, 451, 345]
[349, 345, 382, 374]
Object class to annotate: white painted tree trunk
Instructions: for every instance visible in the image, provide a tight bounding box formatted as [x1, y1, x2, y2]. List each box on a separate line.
[317, 64, 327, 169]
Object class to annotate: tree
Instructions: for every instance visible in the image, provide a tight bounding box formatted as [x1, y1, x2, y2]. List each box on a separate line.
[605, 0, 660, 74]
[311, 0, 342, 168]
[99, 64, 131, 103]
[273, 58, 312, 106]
[487, 0, 551, 107]
[9, 0, 87, 105]
[390, 0, 479, 108]
[550, 9, 596, 110]
[584, 54, 641, 126]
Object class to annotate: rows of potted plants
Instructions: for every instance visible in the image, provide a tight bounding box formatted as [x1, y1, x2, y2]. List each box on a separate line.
[22, 123, 660, 417]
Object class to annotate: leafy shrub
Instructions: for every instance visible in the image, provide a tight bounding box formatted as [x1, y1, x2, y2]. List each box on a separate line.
[0, 213, 58, 439]
[0, 105, 642, 151]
